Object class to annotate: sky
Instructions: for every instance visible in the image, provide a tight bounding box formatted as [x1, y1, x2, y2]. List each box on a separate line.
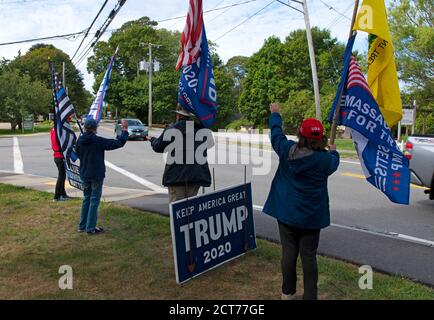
[0, 0, 373, 92]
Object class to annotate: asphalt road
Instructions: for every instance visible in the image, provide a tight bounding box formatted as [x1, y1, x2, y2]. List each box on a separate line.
[1, 123, 433, 286]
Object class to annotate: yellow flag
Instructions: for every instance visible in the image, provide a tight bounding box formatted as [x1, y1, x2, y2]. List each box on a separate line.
[353, 0, 402, 127]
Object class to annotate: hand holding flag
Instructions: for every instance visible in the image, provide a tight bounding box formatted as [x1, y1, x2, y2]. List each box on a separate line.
[328, 37, 410, 205]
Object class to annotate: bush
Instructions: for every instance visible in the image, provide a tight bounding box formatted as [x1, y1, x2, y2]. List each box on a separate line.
[225, 118, 254, 130]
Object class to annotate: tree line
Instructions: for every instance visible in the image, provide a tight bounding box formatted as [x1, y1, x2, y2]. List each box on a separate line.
[0, 0, 432, 134]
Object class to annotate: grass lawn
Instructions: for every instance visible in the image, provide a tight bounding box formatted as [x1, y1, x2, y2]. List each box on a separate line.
[335, 139, 355, 151]
[0, 184, 432, 300]
[0, 122, 52, 136]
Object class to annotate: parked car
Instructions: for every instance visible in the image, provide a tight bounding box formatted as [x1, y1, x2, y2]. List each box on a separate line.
[404, 135, 434, 200]
[115, 118, 148, 140]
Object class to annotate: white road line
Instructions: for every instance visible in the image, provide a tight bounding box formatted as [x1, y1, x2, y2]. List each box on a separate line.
[104, 160, 167, 194]
[13, 137, 24, 174]
[340, 160, 360, 165]
[252, 204, 434, 247]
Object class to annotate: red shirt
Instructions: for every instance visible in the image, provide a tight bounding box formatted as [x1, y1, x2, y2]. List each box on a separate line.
[50, 128, 64, 159]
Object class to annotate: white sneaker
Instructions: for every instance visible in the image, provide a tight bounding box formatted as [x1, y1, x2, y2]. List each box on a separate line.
[281, 293, 296, 300]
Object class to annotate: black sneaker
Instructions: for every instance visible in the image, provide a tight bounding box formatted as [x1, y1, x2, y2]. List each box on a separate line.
[87, 227, 104, 235]
[77, 228, 86, 233]
[60, 195, 71, 201]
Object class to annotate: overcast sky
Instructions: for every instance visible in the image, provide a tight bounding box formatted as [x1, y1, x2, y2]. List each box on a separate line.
[0, 0, 373, 92]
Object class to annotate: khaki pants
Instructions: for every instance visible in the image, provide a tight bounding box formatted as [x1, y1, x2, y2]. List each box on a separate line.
[168, 185, 201, 203]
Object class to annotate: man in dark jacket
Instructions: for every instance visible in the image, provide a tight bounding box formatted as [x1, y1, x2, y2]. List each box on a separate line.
[146, 105, 213, 203]
[76, 118, 129, 234]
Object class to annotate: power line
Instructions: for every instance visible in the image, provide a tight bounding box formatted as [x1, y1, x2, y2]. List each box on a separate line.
[73, 0, 127, 67]
[157, 0, 258, 23]
[71, 0, 109, 61]
[208, 0, 244, 24]
[325, 2, 354, 29]
[275, 0, 303, 14]
[319, 0, 351, 22]
[213, 0, 276, 42]
[0, 30, 86, 46]
[0, 0, 51, 5]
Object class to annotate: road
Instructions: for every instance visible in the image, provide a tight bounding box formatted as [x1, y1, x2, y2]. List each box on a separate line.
[1, 122, 433, 286]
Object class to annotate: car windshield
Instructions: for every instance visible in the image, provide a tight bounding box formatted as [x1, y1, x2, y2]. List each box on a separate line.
[126, 120, 143, 126]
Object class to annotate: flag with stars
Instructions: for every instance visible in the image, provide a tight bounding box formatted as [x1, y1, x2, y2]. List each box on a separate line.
[328, 35, 410, 205]
[51, 66, 77, 155]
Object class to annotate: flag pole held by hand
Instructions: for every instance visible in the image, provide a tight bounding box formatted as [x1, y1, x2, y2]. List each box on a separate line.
[329, 0, 360, 145]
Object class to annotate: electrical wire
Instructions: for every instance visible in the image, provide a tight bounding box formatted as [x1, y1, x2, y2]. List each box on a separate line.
[71, 0, 109, 61]
[157, 0, 258, 24]
[319, 0, 351, 22]
[213, 0, 276, 42]
[208, 0, 243, 24]
[0, 30, 86, 46]
[73, 0, 127, 67]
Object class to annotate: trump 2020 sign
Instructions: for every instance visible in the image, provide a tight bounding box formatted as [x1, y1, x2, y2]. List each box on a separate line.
[169, 183, 257, 284]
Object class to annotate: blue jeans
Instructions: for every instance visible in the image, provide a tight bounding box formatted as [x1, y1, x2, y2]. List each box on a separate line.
[79, 179, 103, 232]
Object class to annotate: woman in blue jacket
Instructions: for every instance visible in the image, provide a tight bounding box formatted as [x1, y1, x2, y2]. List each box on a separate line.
[263, 103, 339, 300]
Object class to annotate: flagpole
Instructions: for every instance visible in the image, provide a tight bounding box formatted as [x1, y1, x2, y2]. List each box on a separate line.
[49, 61, 61, 147]
[329, 0, 360, 145]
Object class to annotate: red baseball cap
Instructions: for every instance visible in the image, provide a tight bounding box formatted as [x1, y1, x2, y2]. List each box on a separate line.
[299, 118, 324, 140]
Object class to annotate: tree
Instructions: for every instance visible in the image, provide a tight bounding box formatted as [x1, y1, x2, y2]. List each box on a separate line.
[0, 71, 51, 130]
[10, 44, 89, 114]
[238, 28, 346, 130]
[389, 0, 434, 133]
[87, 16, 238, 127]
[87, 17, 181, 123]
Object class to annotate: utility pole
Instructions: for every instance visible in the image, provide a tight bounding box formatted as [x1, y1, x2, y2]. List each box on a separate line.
[412, 100, 416, 135]
[62, 62, 66, 88]
[148, 43, 153, 129]
[138, 42, 160, 128]
[301, 0, 321, 120]
[279, 1, 322, 120]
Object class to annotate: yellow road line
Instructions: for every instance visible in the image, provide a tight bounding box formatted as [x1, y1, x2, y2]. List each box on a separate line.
[44, 181, 75, 190]
[340, 172, 428, 190]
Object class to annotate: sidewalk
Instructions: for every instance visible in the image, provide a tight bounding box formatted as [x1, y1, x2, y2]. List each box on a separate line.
[0, 171, 159, 202]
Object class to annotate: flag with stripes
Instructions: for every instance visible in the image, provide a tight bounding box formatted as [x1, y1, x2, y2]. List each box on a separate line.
[177, 0, 217, 128]
[176, 0, 203, 71]
[87, 47, 118, 123]
[51, 70, 77, 155]
[328, 35, 410, 205]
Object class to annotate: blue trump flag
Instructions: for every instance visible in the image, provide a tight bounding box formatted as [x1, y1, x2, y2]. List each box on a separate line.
[178, 26, 217, 128]
[87, 47, 118, 123]
[328, 35, 410, 205]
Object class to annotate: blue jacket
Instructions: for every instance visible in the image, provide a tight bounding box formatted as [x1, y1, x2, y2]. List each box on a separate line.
[76, 130, 128, 181]
[263, 113, 340, 230]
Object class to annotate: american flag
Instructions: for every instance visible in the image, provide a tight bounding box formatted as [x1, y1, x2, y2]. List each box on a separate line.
[347, 56, 371, 93]
[176, 0, 204, 71]
[51, 69, 77, 154]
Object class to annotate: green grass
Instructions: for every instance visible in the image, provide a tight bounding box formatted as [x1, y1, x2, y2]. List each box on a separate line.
[335, 139, 355, 151]
[0, 122, 52, 136]
[0, 183, 432, 300]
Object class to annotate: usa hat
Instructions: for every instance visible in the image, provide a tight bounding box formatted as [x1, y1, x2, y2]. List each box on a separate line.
[299, 118, 324, 140]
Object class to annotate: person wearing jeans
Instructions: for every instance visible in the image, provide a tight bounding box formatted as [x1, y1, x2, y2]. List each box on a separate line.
[78, 180, 103, 233]
[76, 118, 129, 234]
[263, 103, 340, 300]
